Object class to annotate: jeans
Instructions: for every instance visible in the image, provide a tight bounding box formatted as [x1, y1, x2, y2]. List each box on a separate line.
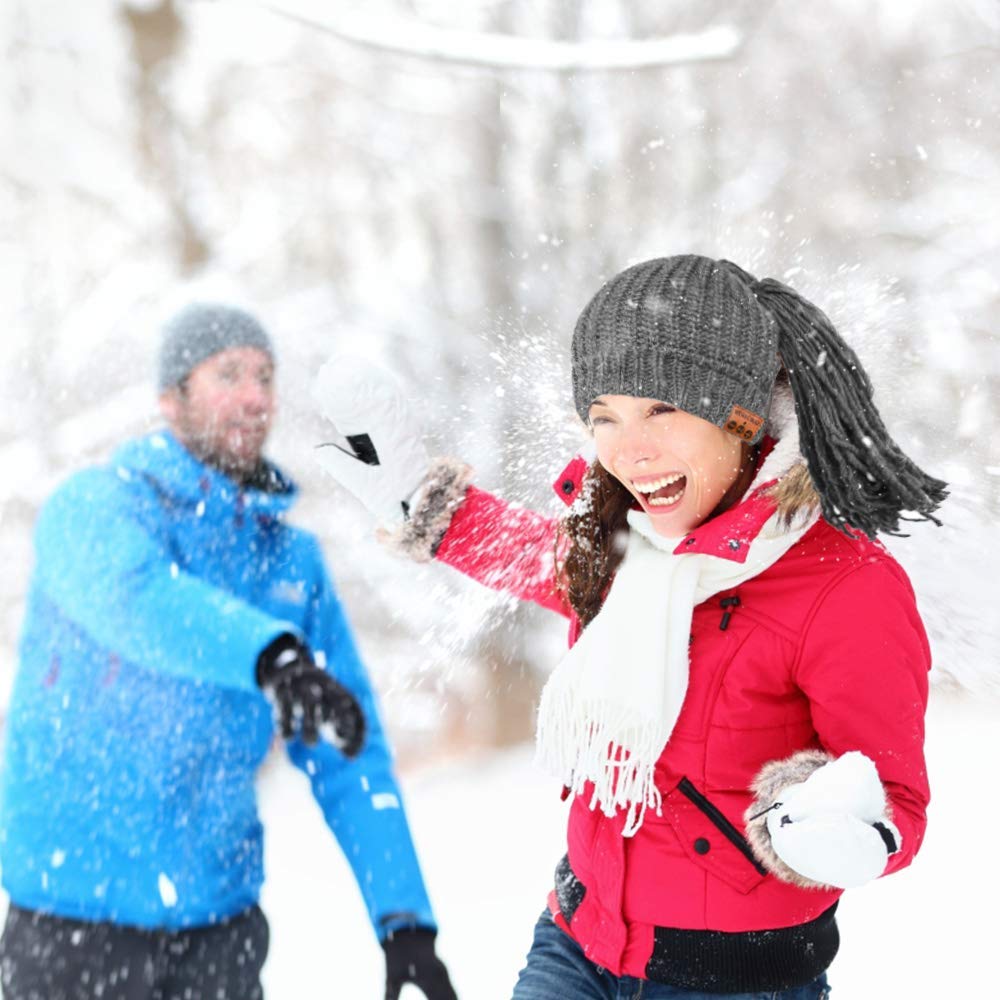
[0, 903, 269, 1000]
[512, 910, 831, 1000]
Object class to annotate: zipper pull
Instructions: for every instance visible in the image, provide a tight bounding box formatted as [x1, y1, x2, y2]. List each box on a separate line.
[719, 595, 741, 630]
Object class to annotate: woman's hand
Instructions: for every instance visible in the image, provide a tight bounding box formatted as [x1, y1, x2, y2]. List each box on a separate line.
[763, 751, 900, 889]
[312, 354, 430, 527]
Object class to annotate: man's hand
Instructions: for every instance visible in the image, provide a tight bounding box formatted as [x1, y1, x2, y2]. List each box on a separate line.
[383, 928, 457, 1000]
[312, 355, 430, 527]
[765, 751, 900, 889]
[256, 635, 365, 755]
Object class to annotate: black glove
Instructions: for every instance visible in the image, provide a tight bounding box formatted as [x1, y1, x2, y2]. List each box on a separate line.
[382, 928, 457, 1000]
[255, 634, 365, 755]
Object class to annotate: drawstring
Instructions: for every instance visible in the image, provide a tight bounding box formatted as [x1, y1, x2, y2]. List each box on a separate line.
[719, 595, 741, 630]
[747, 801, 783, 822]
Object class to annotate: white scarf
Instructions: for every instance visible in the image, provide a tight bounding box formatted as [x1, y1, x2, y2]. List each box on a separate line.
[535, 389, 816, 835]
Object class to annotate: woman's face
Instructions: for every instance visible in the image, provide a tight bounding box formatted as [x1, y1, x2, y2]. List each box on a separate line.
[589, 395, 746, 539]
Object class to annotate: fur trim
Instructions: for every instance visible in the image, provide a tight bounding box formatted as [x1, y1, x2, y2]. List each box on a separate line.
[380, 457, 473, 563]
[744, 749, 834, 890]
[753, 379, 822, 529]
[770, 465, 822, 528]
[757, 379, 800, 483]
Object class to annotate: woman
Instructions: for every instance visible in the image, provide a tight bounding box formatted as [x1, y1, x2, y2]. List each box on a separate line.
[315, 255, 946, 998]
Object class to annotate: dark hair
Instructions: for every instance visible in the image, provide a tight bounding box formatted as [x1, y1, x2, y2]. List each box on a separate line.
[555, 462, 633, 629]
[556, 442, 758, 628]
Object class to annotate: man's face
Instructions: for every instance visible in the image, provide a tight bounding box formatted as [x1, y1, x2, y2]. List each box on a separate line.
[160, 347, 275, 477]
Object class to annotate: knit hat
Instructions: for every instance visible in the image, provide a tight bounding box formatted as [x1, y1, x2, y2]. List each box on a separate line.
[571, 254, 947, 539]
[573, 256, 780, 445]
[158, 303, 274, 392]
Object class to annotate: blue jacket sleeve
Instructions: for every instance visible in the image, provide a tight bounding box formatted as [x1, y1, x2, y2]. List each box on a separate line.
[33, 468, 296, 692]
[285, 546, 436, 940]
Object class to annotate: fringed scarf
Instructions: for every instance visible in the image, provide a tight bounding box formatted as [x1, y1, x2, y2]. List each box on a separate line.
[535, 387, 817, 836]
[535, 504, 816, 836]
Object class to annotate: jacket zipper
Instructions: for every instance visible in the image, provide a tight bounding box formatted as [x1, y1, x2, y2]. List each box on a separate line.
[677, 777, 768, 875]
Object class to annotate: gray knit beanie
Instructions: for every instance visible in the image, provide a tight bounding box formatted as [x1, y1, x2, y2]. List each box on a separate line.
[572, 255, 779, 444]
[571, 254, 947, 540]
[158, 303, 274, 391]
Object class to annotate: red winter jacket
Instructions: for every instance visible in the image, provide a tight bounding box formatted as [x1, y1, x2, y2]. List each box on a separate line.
[433, 457, 930, 985]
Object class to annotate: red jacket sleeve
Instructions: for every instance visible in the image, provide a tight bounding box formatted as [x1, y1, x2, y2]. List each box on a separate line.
[434, 485, 572, 619]
[793, 555, 931, 876]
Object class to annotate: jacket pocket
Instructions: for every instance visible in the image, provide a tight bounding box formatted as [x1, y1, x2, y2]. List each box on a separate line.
[661, 777, 768, 895]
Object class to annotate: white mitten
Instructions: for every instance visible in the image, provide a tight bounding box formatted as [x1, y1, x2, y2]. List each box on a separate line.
[764, 751, 900, 890]
[312, 355, 430, 526]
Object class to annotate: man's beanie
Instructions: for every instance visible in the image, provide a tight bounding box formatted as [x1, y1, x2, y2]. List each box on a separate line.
[158, 303, 273, 392]
[571, 254, 947, 540]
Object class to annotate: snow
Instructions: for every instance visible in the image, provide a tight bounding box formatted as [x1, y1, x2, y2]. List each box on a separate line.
[158, 872, 179, 909]
[256, 743, 567, 999]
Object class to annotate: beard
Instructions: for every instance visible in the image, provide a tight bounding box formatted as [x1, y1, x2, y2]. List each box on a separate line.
[178, 417, 270, 483]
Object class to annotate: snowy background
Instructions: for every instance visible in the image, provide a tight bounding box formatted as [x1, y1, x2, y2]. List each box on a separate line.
[1, 1, 999, 997]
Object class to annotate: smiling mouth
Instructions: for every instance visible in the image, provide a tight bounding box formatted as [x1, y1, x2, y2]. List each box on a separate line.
[633, 473, 687, 508]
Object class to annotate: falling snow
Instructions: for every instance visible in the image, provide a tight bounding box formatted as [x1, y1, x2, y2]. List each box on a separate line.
[0, 1, 997, 997]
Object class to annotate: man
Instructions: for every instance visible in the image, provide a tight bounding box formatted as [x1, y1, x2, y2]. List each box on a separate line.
[0, 303, 457, 1000]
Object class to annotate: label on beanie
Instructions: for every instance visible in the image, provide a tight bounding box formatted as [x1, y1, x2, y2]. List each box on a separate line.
[724, 405, 765, 441]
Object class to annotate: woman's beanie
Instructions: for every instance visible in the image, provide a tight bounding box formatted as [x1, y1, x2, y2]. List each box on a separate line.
[158, 302, 273, 392]
[572, 256, 780, 444]
[571, 254, 947, 539]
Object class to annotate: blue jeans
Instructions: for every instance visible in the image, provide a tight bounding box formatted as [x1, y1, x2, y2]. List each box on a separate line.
[512, 910, 831, 1000]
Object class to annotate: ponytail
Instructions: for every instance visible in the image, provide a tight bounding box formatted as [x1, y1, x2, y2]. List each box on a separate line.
[721, 262, 947, 539]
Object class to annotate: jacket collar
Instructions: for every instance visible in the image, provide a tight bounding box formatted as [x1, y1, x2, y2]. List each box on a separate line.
[667, 481, 778, 564]
[112, 430, 298, 517]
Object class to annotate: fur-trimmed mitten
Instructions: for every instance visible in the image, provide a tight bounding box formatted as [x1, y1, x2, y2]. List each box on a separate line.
[745, 750, 900, 890]
[377, 456, 473, 563]
[312, 355, 431, 526]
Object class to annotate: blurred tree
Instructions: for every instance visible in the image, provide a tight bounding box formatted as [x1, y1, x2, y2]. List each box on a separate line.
[2, 0, 998, 735]
[120, 0, 209, 269]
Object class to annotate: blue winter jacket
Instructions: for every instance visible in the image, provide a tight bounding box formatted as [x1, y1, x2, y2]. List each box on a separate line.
[0, 430, 435, 935]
